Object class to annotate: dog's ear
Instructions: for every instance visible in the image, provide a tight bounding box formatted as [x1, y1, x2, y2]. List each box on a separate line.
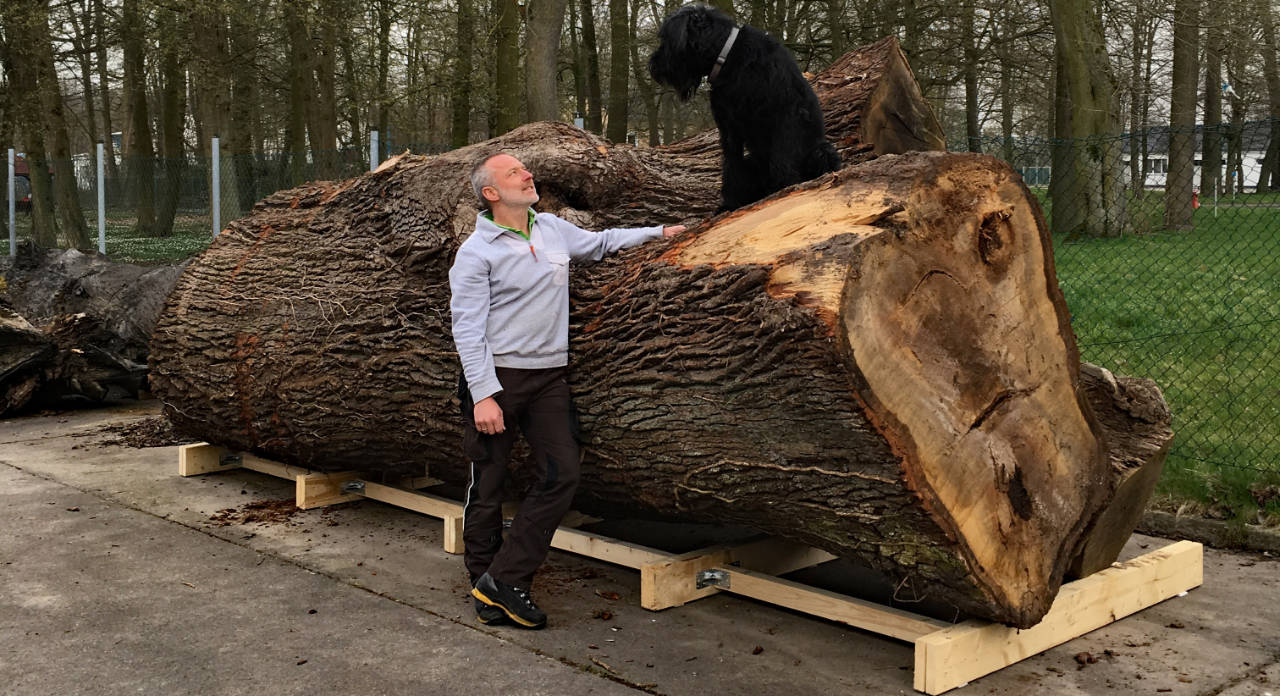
[667, 13, 689, 53]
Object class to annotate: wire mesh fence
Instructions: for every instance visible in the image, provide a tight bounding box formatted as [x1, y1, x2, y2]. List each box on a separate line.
[957, 120, 1278, 512]
[3, 122, 1277, 497]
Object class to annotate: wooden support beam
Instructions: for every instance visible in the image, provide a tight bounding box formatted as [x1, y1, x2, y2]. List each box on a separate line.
[716, 565, 951, 642]
[641, 547, 734, 610]
[295, 471, 362, 509]
[912, 540, 1204, 694]
[550, 527, 671, 569]
[639, 537, 838, 610]
[178, 443, 237, 476]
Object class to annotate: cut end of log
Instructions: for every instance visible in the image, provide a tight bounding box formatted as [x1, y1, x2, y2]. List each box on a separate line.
[660, 152, 1112, 626]
[838, 154, 1107, 626]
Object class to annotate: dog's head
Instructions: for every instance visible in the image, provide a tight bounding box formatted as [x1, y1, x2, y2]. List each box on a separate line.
[648, 4, 734, 102]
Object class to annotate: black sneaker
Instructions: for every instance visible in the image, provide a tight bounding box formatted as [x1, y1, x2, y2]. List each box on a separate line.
[469, 573, 507, 625]
[474, 597, 508, 625]
[471, 572, 547, 629]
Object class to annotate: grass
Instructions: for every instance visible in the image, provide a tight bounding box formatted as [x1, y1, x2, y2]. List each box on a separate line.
[4, 195, 1278, 527]
[2, 208, 213, 264]
[1049, 201, 1280, 526]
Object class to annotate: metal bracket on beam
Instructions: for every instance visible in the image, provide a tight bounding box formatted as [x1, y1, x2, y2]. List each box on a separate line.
[696, 569, 730, 590]
[341, 480, 366, 494]
[219, 454, 242, 467]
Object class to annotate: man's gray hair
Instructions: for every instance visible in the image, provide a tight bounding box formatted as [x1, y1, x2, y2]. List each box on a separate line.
[469, 151, 509, 210]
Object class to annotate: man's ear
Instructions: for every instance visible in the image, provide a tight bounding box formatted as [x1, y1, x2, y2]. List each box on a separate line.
[483, 185, 500, 204]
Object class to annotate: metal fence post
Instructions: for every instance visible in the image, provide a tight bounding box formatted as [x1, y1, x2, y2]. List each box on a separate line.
[212, 135, 221, 239]
[96, 142, 106, 254]
[7, 148, 13, 257]
[370, 130, 379, 172]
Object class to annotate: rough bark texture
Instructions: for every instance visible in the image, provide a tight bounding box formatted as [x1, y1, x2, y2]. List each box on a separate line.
[146, 40, 1169, 628]
[1068, 363, 1172, 578]
[0, 308, 148, 415]
[2, 245, 187, 362]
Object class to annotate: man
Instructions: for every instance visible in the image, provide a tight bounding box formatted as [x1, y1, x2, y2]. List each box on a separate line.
[449, 152, 684, 629]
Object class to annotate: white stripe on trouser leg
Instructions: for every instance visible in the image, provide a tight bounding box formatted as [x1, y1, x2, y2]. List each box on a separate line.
[463, 461, 477, 526]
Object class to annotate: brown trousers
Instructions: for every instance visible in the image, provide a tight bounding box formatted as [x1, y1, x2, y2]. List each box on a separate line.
[459, 366, 581, 588]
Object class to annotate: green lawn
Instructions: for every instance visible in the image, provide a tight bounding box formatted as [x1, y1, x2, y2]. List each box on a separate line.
[2, 208, 213, 264]
[1050, 203, 1280, 526]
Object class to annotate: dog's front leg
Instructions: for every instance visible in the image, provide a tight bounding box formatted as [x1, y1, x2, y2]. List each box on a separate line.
[718, 130, 751, 213]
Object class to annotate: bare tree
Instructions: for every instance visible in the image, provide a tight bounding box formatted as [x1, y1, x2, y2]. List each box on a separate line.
[1047, 0, 1128, 237]
[525, 0, 570, 122]
[606, 0, 629, 142]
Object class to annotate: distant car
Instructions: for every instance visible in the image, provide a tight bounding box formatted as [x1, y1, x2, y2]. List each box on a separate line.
[12, 155, 33, 211]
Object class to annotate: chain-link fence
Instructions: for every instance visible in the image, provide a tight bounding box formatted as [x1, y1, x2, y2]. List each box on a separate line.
[1, 135, 448, 264]
[4, 122, 1278, 511]
[957, 119, 1278, 517]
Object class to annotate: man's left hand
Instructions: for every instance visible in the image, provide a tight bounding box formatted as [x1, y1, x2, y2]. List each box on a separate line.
[662, 225, 687, 238]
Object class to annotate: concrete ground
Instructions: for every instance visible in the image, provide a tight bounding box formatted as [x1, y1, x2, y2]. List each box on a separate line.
[1, 401, 1277, 696]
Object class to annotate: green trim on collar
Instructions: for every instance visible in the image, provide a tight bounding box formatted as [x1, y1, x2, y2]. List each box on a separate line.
[483, 209, 536, 240]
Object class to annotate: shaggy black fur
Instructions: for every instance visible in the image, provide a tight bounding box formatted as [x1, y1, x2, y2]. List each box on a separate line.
[649, 4, 840, 212]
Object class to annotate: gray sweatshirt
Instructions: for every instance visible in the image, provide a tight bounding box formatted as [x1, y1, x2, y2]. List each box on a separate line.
[449, 210, 664, 403]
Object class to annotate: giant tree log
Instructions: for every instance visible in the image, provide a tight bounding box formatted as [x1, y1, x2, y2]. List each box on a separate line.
[147, 40, 1168, 628]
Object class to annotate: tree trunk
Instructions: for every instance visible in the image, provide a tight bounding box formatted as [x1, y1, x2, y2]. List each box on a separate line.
[493, 0, 522, 135]
[373, 0, 392, 152]
[69, 2, 98, 157]
[121, 0, 157, 237]
[228, 1, 260, 211]
[1128, 1, 1145, 197]
[35, 0, 91, 248]
[826, 0, 845, 60]
[155, 6, 186, 237]
[606, 0, 630, 143]
[312, 0, 340, 179]
[579, 0, 604, 133]
[961, 0, 981, 153]
[283, 0, 314, 186]
[451, 0, 475, 148]
[4, 1, 59, 247]
[148, 122, 1163, 629]
[629, 0, 659, 146]
[524, 0, 569, 123]
[1165, 0, 1199, 230]
[1200, 18, 1222, 201]
[147, 43, 1168, 628]
[93, 0, 120, 189]
[1259, 0, 1280, 190]
[1048, 0, 1127, 238]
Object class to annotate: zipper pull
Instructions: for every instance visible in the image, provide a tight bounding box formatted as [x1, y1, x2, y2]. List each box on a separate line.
[530, 244, 537, 260]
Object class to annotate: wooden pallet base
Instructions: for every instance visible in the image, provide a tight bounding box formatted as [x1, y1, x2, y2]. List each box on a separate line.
[178, 443, 1203, 694]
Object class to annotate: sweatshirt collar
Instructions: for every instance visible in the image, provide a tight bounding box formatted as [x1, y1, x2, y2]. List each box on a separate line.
[476, 209, 536, 243]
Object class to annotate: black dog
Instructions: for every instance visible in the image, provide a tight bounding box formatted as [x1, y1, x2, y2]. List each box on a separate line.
[649, 4, 840, 212]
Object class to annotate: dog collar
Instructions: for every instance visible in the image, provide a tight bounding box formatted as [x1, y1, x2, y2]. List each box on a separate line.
[708, 25, 740, 82]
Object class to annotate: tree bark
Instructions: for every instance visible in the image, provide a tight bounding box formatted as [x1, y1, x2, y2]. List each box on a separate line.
[605, 0, 630, 143]
[121, 0, 157, 237]
[148, 120, 1165, 628]
[579, 0, 604, 133]
[155, 5, 186, 237]
[147, 41, 1167, 628]
[524, 0, 570, 123]
[4, 0, 59, 247]
[1258, 0, 1280, 190]
[493, 0, 522, 135]
[1199, 6, 1222, 200]
[1048, 0, 1128, 237]
[1165, 0, 1199, 230]
[451, 0, 476, 148]
[93, 0, 120, 187]
[34, 0, 91, 247]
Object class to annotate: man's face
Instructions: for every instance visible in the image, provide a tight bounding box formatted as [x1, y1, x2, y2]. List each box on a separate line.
[483, 154, 539, 209]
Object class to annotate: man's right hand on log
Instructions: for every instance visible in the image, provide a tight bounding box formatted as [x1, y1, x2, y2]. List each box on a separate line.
[474, 397, 505, 435]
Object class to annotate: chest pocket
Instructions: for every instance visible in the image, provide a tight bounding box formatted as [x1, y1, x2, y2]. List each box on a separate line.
[546, 252, 570, 286]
